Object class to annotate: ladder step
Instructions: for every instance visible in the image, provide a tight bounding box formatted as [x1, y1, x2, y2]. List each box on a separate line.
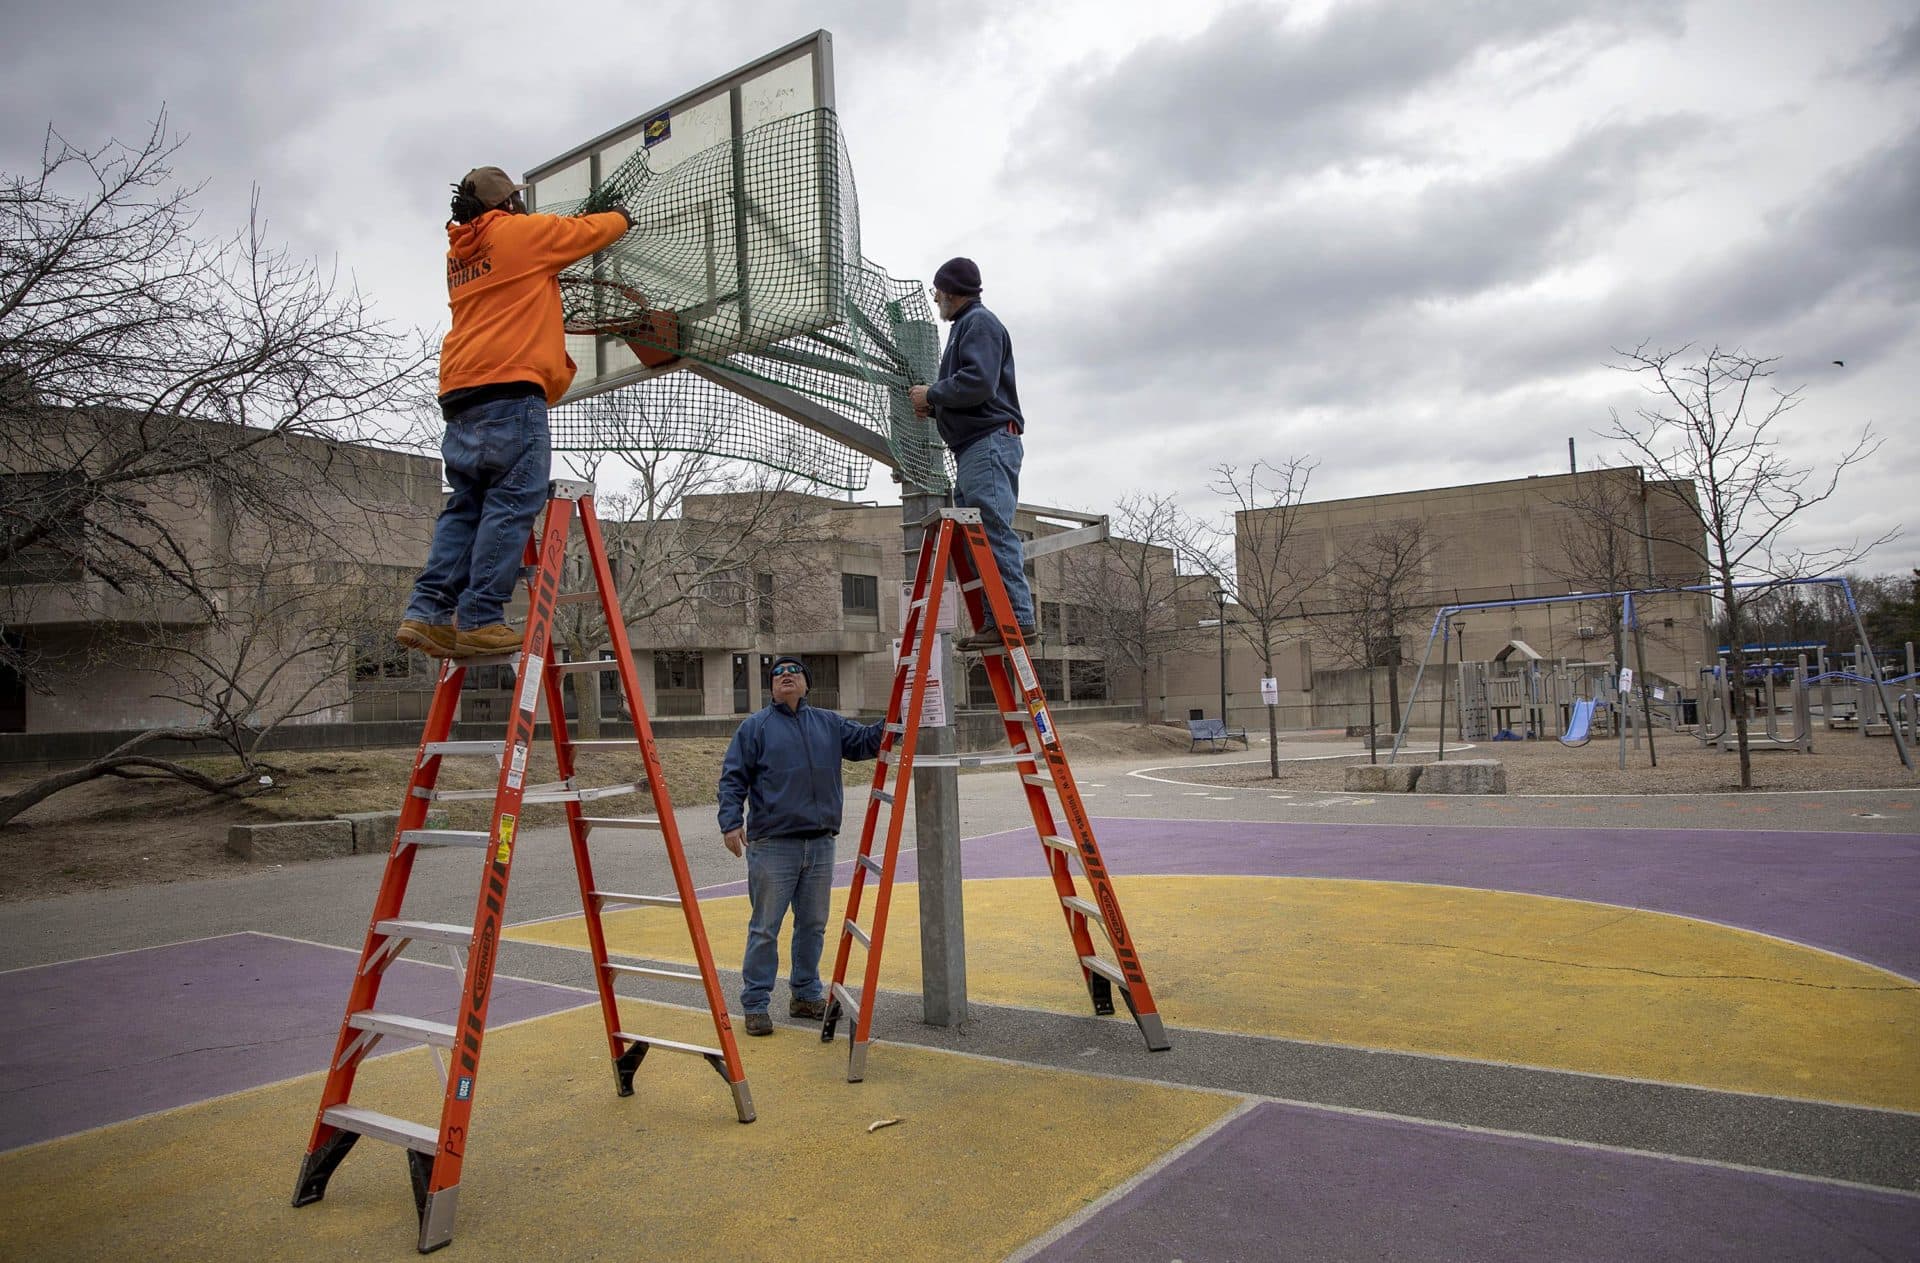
[1081, 955, 1130, 991]
[398, 829, 490, 849]
[614, 1031, 723, 1060]
[348, 1010, 457, 1048]
[413, 781, 645, 805]
[831, 982, 860, 1014]
[1022, 774, 1056, 789]
[912, 750, 1033, 768]
[458, 650, 519, 669]
[320, 1105, 438, 1155]
[844, 919, 871, 948]
[856, 854, 882, 875]
[569, 739, 640, 751]
[553, 659, 622, 674]
[896, 655, 917, 670]
[423, 740, 505, 758]
[555, 590, 601, 606]
[594, 890, 683, 909]
[960, 579, 983, 592]
[1040, 834, 1079, 857]
[605, 961, 703, 984]
[1002, 711, 1034, 723]
[1061, 895, 1104, 926]
[872, 788, 895, 805]
[374, 918, 473, 947]
[580, 815, 662, 830]
[885, 723, 907, 735]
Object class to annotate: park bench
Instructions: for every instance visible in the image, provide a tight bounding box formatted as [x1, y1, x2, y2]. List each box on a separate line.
[1187, 718, 1248, 752]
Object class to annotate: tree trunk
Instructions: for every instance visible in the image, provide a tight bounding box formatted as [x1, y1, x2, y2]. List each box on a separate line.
[1367, 667, 1379, 765]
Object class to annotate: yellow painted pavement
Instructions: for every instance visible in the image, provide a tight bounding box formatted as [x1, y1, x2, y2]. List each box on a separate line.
[0, 1002, 1232, 1261]
[510, 875, 1920, 1111]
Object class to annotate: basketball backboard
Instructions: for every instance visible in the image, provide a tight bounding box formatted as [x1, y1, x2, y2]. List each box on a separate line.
[525, 31, 840, 404]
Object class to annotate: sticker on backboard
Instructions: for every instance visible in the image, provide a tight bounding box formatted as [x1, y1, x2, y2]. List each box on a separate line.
[506, 742, 528, 790]
[642, 111, 671, 147]
[1030, 701, 1058, 747]
[1008, 646, 1038, 693]
[516, 656, 544, 713]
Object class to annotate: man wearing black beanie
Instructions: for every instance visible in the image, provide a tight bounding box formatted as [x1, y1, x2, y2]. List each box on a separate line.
[716, 654, 885, 1035]
[908, 257, 1038, 651]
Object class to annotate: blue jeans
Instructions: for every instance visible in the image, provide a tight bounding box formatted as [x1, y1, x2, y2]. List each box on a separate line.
[741, 834, 835, 1013]
[953, 427, 1033, 627]
[405, 395, 551, 629]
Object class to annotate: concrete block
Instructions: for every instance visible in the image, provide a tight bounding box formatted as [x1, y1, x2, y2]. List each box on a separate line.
[335, 811, 402, 854]
[227, 820, 354, 863]
[1345, 764, 1422, 793]
[1418, 759, 1508, 794]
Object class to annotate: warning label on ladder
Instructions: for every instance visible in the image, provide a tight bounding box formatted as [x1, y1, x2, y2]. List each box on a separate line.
[517, 656, 544, 713]
[1008, 645, 1038, 694]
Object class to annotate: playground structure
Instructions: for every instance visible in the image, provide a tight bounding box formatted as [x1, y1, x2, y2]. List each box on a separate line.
[1693, 655, 1815, 754]
[1810, 641, 1919, 741]
[1456, 645, 1624, 743]
[1393, 578, 1914, 774]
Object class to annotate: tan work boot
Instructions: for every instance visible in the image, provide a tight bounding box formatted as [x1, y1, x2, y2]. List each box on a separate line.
[395, 619, 458, 658]
[454, 624, 524, 657]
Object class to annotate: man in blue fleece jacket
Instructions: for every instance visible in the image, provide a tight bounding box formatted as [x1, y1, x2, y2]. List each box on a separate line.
[908, 257, 1038, 651]
[717, 654, 886, 1035]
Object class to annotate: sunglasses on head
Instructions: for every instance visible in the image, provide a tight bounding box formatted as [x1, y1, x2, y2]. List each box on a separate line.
[771, 664, 804, 677]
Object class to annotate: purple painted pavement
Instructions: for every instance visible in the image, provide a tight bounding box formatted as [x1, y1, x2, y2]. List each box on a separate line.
[1038, 1101, 1920, 1262]
[702, 821, 1920, 980]
[0, 932, 587, 1151]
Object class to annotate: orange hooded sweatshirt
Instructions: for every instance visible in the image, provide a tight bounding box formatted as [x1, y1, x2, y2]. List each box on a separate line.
[437, 208, 630, 405]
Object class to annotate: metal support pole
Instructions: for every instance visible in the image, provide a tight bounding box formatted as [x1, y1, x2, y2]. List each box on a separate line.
[1215, 589, 1229, 728]
[903, 489, 967, 1025]
[1437, 623, 1451, 762]
[1844, 583, 1914, 771]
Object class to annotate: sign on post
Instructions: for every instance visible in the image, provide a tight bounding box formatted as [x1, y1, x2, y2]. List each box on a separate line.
[1259, 677, 1279, 706]
[892, 635, 949, 728]
[1618, 667, 1634, 696]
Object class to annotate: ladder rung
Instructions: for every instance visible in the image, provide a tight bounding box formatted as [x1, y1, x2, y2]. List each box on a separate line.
[580, 816, 662, 830]
[553, 659, 621, 674]
[831, 982, 860, 1014]
[885, 723, 907, 735]
[321, 1105, 438, 1154]
[1040, 834, 1079, 856]
[569, 739, 639, 750]
[844, 919, 871, 948]
[960, 579, 983, 592]
[605, 961, 703, 984]
[374, 918, 472, 947]
[398, 829, 490, 849]
[1001, 711, 1033, 723]
[1061, 895, 1104, 925]
[909, 596, 930, 611]
[614, 1032, 723, 1060]
[594, 890, 682, 909]
[458, 650, 519, 669]
[1081, 955, 1130, 991]
[912, 751, 1033, 768]
[422, 740, 505, 758]
[523, 781, 641, 805]
[871, 788, 895, 804]
[1022, 774, 1055, 789]
[555, 590, 601, 606]
[856, 854, 882, 875]
[348, 1010, 456, 1048]
[896, 655, 917, 670]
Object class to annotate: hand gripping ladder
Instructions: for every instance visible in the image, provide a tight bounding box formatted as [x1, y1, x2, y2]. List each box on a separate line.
[820, 507, 1171, 1080]
[293, 480, 753, 1253]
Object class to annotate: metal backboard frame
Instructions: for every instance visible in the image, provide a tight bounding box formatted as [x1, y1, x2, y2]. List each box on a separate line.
[525, 31, 839, 405]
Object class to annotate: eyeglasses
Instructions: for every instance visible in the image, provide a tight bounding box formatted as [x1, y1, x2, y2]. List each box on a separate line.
[771, 664, 804, 677]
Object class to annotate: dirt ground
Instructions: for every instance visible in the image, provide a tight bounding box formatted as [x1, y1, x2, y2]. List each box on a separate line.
[1173, 726, 1919, 795]
[0, 721, 1185, 904]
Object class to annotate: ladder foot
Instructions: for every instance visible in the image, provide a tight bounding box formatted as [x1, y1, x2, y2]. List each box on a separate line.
[820, 995, 842, 1043]
[730, 1078, 757, 1124]
[1135, 1011, 1172, 1052]
[847, 1039, 869, 1083]
[614, 1040, 647, 1096]
[1087, 973, 1116, 1017]
[291, 1128, 359, 1206]
[412, 1156, 457, 1253]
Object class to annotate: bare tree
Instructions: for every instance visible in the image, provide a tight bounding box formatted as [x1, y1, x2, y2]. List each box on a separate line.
[2, 113, 435, 687]
[1320, 520, 1440, 760]
[1197, 458, 1323, 775]
[1604, 342, 1888, 787]
[1056, 492, 1210, 722]
[0, 557, 396, 827]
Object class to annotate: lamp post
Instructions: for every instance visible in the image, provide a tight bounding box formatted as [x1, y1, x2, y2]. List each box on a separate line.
[1214, 588, 1229, 727]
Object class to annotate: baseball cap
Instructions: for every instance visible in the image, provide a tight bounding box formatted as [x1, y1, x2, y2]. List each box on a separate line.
[461, 166, 529, 209]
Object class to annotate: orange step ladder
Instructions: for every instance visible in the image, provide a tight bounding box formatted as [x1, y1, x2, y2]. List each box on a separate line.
[820, 507, 1170, 1080]
[292, 479, 752, 1253]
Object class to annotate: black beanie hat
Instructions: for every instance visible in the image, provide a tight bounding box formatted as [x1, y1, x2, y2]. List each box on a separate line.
[932, 256, 981, 296]
[770, 654, 810, 687]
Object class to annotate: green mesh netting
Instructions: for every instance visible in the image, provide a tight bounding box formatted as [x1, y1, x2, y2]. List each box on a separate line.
[542, 109, 950, 493]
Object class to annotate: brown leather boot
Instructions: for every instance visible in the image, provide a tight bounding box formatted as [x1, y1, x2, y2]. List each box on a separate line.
[395, 619, 458, 658]
[454, 624, 524, 657]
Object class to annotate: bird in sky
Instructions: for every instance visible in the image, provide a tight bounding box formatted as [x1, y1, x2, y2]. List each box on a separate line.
[1832, 359, 1845, 366]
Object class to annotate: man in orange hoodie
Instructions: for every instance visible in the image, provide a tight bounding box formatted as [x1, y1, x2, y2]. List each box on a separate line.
[397, 166, 633, 658]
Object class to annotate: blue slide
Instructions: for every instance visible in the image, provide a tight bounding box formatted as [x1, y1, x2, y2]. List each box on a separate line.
[1559, 698, 1597, 747]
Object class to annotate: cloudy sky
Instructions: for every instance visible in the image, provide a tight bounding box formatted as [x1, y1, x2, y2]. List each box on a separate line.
[5, 0, 1917, 573]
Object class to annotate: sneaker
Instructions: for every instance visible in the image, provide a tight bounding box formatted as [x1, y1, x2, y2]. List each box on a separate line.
[395, 619, 458, 658]
[955, 623, 1040, 652]
[743, 1011, 774, 1037]
[454, 623, 523, 657]
[789, 996, 827, 1020]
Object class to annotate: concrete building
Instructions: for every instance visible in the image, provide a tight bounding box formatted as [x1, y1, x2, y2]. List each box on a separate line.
[1155, 468, 1714, 733]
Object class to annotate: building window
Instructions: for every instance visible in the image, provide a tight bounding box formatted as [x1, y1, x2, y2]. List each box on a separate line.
[354, 634, 416, 682]
[1040, 601, 1063, 638]
[841, 573, 879, 616]
[654, 651, 705, 717]
[756, 572, 775, 634]
[1035, 658, 1064, 699]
